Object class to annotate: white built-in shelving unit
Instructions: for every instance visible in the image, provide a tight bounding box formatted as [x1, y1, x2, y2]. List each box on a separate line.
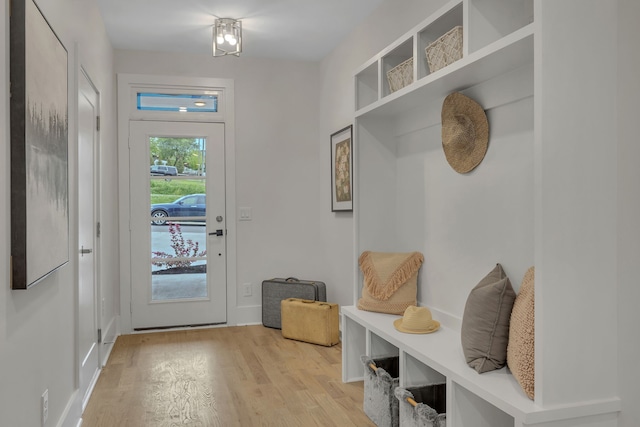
[342, 1, 622, 426]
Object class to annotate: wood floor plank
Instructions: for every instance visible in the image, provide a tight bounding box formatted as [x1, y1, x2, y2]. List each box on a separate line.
[82, 325, 375, 426]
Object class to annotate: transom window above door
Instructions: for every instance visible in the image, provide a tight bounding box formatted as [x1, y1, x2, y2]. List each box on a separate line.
[127, 84, 225, 121]
[137, 92, 218, 113]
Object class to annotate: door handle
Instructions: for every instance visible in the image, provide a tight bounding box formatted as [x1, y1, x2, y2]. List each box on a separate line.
[80, 246, 93, 256]
[209, 229, 224, 236]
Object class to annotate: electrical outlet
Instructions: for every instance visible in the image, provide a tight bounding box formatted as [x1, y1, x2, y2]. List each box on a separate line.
[242, 283, 252, 297]
[42, 389, 48, 425]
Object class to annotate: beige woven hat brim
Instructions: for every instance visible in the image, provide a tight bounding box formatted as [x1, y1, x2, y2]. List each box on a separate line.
[393, 317, 440, 334]
[393, 306, 441, 334]
[441, 92, 489, 174]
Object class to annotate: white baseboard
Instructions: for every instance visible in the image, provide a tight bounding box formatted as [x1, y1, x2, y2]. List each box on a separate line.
[56, 389, 80, 427]
[58, 315, 120, 427]
[232, 304, 261, 326]
[101, 315, 118, 366]
[81, 368, 101, 412]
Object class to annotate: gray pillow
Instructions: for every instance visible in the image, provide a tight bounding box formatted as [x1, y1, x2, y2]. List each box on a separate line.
[461, 263, 516, 373]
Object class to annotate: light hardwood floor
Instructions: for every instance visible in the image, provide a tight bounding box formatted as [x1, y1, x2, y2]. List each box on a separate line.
[82, 325, 375, 426]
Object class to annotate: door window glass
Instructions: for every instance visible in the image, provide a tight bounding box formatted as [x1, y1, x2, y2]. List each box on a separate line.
[149, 137, 207, 301]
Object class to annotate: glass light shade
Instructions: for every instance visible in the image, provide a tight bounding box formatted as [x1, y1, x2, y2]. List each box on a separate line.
[213, 18, 242, 57]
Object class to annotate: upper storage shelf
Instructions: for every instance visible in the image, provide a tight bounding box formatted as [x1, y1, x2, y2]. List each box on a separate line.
[355, 0, 534, 119]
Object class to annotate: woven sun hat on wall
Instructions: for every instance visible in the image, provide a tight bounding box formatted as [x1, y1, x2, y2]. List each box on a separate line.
[441, 92, 489, 174]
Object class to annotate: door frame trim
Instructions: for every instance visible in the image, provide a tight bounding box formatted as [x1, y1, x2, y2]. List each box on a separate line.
[117, 74, 237, 333]
[129, 121, 227, 328]
[76, 59, 102, 413]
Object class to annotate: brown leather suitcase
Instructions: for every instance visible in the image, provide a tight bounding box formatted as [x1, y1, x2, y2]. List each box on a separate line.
[281, 298, 340, 347]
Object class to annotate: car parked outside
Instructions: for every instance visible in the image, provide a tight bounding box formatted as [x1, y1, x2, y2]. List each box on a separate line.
[151, 194, 206, 225]
[150, 165, 178, 176]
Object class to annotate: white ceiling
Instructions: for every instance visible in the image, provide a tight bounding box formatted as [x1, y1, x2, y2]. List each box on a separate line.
[95, 0, 386, 61]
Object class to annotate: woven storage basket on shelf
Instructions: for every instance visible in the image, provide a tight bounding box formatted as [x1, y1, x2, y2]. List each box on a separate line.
[386, 57, 414, 93]
[395, 383, 447, 427]
[361, 355, 400, 427]
[425, 26, 463, 73]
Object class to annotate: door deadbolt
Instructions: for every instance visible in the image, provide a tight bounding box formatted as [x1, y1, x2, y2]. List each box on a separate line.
[216, 215, 223, 222]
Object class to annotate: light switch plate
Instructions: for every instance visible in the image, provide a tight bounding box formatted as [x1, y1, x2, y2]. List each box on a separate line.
[239, 207, 252, 221]
[242, 283, 252, 296]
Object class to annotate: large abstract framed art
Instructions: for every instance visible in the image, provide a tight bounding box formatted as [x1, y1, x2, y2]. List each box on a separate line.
[10, 0, 69, 289]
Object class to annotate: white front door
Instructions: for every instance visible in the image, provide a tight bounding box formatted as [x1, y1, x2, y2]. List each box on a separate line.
[129, 121, 227, 329]
[78, 68, 100, 409]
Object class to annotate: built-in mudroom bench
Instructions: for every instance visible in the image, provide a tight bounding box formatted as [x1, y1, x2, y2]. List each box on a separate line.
[341, 306, 619, 427]
[342, 0, 622, 426]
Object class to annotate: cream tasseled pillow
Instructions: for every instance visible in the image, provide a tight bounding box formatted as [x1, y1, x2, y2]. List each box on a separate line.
[507, 266, 535, 400]
[357, 251, 423, 315]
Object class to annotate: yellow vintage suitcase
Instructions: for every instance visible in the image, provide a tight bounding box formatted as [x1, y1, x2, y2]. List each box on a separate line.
[281, 298, 340, 346]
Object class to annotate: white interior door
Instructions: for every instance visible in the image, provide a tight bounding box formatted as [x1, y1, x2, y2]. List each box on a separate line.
[78, 68, 100, 409]
[129, 121, 226, 329]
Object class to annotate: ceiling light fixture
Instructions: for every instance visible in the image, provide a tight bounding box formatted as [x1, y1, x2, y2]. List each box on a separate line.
[213, 18, 242, 57]
[194, 101, 207, 107]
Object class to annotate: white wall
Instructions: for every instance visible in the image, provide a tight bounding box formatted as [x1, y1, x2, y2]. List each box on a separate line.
[322, 0, 636, 421]
[318, 0, 532, 313]
[618, 0, 640, 425]
[395, 92, 534, 318]
[114, 1, 452, 324]
[317, 0, 449, 308]
[535, 0, 618, 406]
[1, 0, 637, 424]
[0, 0, 117, 426]
[114, 51, 321, 323]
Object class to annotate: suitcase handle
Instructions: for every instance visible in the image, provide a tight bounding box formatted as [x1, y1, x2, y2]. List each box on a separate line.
[285, 277, 299, 282]
[299, 300, 335, 309]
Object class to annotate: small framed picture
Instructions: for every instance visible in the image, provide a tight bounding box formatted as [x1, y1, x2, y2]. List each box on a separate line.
[330, 125, 353, 212]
